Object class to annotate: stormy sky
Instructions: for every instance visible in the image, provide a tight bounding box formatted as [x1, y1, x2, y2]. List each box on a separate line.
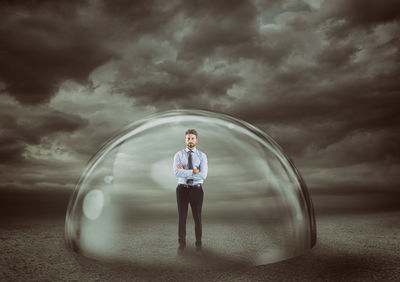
[1, 0, 399, 193]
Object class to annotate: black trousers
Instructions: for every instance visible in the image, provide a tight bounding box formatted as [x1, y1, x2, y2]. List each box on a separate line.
[176, 184, 204, 246]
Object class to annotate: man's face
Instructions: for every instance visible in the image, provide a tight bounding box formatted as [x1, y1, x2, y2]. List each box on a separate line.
[185, 134, 197, 149]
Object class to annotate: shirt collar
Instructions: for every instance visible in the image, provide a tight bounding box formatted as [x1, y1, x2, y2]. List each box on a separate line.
[185, 147, 197, 153]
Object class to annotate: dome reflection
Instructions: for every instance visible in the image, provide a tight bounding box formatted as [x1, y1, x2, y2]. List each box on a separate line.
[65, 109, 316, 268]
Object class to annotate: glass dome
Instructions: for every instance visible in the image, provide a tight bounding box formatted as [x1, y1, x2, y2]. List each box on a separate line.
[65, 109, 316, 269]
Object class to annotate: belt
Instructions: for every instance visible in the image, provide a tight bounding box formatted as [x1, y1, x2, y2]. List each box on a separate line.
[179, 184, 202, 189]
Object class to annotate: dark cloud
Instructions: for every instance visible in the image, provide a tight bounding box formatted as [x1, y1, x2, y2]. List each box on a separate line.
[231, 79, 400, 160]
[122, 70, 242, 106]
[0, 137, 26, 165]
[178, 0, 258, 60]
[321, 0, 400, 38]
[101, 0, 180, 35]
[111, 50, 243, 106]
[324, 0, 400, 27]
[0, 0, 399, 195]
[176, 0, 301, 66]
[1, 108, 86, 144]
[0, 0, 116, 104]
[0, 104, 87, 164]
[316, 44, 360, 67]
[37, 110, 88, 133]
[102, 0, 256, 104]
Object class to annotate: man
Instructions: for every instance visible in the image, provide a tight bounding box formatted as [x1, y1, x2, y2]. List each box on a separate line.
[173, 129, 208, 255]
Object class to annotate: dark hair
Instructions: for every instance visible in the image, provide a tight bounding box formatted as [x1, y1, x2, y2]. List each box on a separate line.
[185, 129, 198, 137]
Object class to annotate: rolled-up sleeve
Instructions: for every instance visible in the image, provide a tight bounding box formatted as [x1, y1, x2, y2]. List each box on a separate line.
[173, 152, 193, 178]
[192, 153, 208, 180]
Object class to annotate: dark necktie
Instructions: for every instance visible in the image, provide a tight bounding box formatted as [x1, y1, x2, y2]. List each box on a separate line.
[188, 150, 193, 169]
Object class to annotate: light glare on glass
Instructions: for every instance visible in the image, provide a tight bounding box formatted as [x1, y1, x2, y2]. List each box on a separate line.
[65, 109, 316, 268]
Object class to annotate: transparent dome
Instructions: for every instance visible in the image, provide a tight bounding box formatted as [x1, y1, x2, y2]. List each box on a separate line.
[65, 109, 316, 269]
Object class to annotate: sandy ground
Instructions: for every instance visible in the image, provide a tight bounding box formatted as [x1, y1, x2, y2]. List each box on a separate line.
[1, 209, 400, 281]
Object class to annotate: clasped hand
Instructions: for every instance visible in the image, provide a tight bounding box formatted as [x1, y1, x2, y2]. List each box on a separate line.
[177, 164, 200, 174]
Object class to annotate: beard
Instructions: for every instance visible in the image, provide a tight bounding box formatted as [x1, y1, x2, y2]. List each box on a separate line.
[187, 143, 195, 148]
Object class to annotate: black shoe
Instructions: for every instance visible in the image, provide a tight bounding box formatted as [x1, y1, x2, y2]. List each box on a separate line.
[177, 245, 185, 255]
[195, 242, 202, 252]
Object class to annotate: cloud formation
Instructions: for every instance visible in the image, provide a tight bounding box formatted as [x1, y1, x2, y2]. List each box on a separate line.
[0, 0, 399, 193]
[0, 0, 115, 104]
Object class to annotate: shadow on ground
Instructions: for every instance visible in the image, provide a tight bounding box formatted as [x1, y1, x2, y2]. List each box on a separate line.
[66, 241, 391, 281]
